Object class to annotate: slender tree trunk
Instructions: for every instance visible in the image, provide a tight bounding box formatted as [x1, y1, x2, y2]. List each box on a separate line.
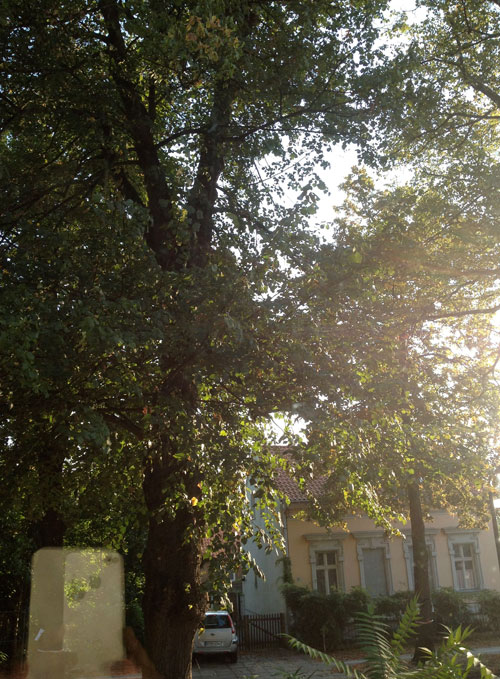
[407, 481, 434, 660]
[488, 491, 500, 571]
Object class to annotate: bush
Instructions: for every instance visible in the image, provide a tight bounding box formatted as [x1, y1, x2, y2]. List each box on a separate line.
[375, 590, 413, 620]
[478, 589, 500, 630]
[288, 599, 495, 679]
[125, 599, 145, 643]
[431, 587, 473, 631]
[283, 585, 497, 650]
[281, 584, 369, 650]
[344, 586, 370, 616]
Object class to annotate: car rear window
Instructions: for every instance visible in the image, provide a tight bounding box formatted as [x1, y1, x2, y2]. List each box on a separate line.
[204, 614, 231, 629]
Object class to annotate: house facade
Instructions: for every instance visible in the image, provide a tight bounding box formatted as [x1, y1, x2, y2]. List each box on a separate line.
[286, 510, 500, 597]
[240, 474, 500, 616]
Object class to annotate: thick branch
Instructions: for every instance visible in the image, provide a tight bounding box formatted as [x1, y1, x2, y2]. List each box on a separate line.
[99, 0, 178, 270]
[428, 302, 500, 320]
[101, 411, 145, 440]
[466, 75, 500, 109]
[187, 83, 234, 267]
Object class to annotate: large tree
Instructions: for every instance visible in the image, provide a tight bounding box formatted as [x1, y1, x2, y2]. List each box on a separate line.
[295, 169, 500, 654]
[0, 2, 394, 676]
[333, 1, 500, 649]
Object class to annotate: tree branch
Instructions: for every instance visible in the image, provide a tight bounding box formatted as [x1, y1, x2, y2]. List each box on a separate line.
[428, 302, 500, 321]
[186, 82, 234, 267]
[99, 0, 178, 270]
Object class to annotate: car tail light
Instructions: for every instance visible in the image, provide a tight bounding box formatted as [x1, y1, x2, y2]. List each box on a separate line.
[228, 613, 235, 634]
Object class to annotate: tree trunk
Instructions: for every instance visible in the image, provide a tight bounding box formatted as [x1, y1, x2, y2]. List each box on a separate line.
[407, 481, 434, 660]
[99, 6, 233, 676]
[35, 438, 67, 549]
[141, 455, 207, 679]
[35, 507, 66, 549]
[489, 491, 500, 572]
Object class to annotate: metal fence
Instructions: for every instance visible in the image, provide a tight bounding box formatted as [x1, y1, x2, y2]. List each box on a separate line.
[237, 613, 285, 650]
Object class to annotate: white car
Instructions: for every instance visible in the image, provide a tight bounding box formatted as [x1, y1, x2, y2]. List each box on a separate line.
[193, 611, 238, 663]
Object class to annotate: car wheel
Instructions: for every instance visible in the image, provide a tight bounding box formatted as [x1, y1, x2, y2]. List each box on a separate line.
[229, 651, 237, 664]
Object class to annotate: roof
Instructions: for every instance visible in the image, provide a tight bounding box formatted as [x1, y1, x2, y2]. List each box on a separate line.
[274, 467, 326, 503]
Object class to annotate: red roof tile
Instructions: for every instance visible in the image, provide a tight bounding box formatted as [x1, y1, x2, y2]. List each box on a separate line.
[274, 467, 326, 503]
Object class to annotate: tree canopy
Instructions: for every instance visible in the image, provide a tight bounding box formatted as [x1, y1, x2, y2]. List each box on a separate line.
[2, 1, 500, 676]
[0, 1, 401, 677]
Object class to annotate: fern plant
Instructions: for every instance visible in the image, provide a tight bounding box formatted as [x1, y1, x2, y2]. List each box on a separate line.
[417, 626, 496, 679]
[286, 598, 496, 679]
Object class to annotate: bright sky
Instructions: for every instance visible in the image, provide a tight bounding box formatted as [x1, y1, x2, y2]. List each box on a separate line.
[307, 0, 427, 228]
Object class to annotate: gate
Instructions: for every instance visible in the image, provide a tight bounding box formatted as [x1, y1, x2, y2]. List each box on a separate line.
[237, 613, 285, 650]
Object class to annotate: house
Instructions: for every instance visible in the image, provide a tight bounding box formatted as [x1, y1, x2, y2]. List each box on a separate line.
[240, 469, 500, 617]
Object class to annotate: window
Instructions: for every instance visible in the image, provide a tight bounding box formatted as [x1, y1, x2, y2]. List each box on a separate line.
[354, 533, 393, 596]
[445, 530, 483, 592]
[362, 547, 389, 596]
[305, 534, 346, 592]
[452, 543, 478, 590]
[204, 614, 231, 629]
[314, 550, 339, 594]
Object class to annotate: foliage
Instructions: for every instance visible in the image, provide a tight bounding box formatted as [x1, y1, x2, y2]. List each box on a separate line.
[3, 0, 500, 675]
[0, 1, 402, 676]
[283, 584, 500, 651]
[477, 590, 500, 632]
[301, 168, 500, 531]
[432, 589, 474, 633]
[277, 556, 294, 586]
[292, 164, 500, 653]
[374, 591, 414, 621]
[347, 588, 372, 617]
[287, 598, 420, 679]
[281, 583, 369, 650]
[287, 599, 495, 679]
[382, 0, 500, 166]
[371, 588, 488, 636]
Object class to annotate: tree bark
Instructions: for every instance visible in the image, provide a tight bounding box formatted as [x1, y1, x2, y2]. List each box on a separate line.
[35, 442, 66, 549]
[407, 481, 434, 660]
[488, 491, 500, 571]
[141, 455, 207, 679]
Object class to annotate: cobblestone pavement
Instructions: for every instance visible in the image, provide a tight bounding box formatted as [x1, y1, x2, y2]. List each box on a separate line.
[192, 646, 500, 679]
[192, 648, 350, 679]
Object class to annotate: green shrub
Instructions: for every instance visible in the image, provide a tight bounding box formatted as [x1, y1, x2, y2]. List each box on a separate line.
[125, 599, 145, 644]
[281, 584, 369, 650]
[374, 591, 413, 620]
[344, 587, 370, 616]
[287, 599, 496, 679]
[432, 587, 473, 631]
[478, 589, 500, 630]
[283, 585, 497, 651]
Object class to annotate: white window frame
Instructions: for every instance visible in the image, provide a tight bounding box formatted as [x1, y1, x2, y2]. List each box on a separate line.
[353, 532, 393, 596]
[444, 529, 483, 592]
[402, 531, 439, 591]
[304, 533, 346, 592]
[314, 550, 340, 594]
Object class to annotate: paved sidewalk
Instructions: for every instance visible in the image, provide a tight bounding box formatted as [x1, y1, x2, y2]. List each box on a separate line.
[192, 646, 500, 679]
[192, 648, 361, 679]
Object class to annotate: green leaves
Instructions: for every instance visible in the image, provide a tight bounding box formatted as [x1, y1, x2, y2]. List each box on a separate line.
[288, 599, 496, 679]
